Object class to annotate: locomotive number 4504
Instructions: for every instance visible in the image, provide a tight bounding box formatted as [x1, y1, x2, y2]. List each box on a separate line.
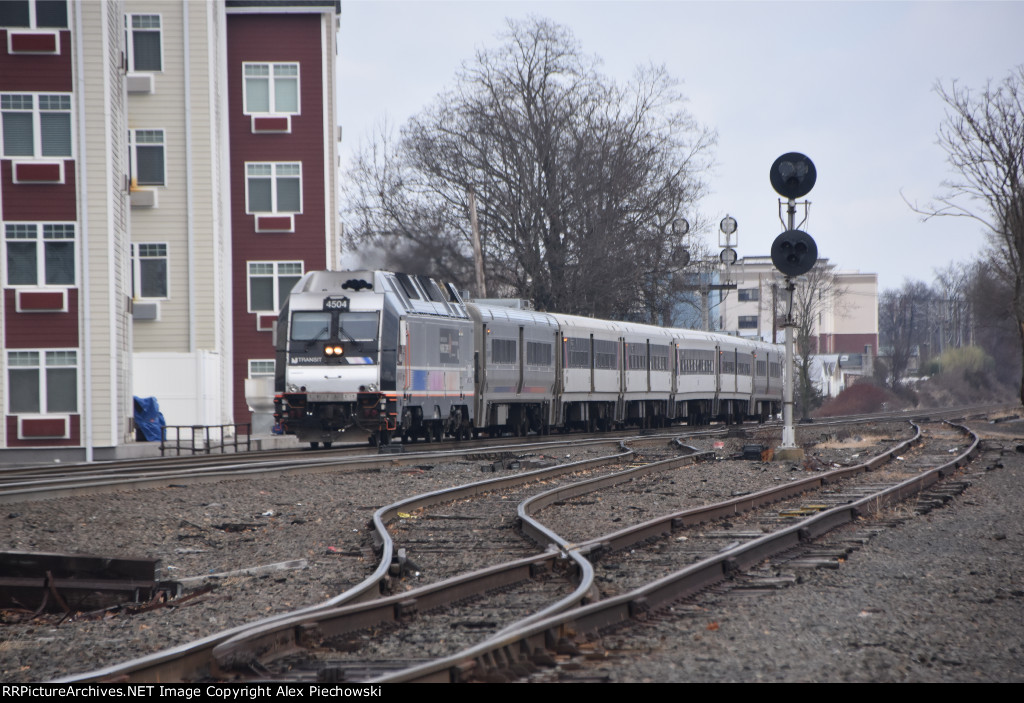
[323, 296, 349, 311]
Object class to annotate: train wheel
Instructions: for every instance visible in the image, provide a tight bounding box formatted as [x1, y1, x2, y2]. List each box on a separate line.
[309, 441, 320, 449]
[433, 423, 443, 442]
[323, 442, 333, 449]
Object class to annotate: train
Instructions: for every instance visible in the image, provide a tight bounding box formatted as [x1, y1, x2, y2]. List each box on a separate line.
[272, 270, 784, 447]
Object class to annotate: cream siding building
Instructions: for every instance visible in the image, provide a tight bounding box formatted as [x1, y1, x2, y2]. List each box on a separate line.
[719, 256, 879, 356]
[125, 0, 234, 428]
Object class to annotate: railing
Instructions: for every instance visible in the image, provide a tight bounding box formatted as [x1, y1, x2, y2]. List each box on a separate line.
[160, 424, 252, 456]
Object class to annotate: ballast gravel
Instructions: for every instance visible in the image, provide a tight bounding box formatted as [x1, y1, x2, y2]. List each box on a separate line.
[1, 419, 1020, 683]
[558, 422, 1024, 683]
[0, 444, 622, 682]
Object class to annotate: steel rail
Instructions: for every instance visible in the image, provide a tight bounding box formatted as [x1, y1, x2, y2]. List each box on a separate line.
[52, 416, 982, 683]
[201, 421, 932, 681]
[371, 421, 978, 682]
[0, 433, 648, 505]
[3, 398, 996, 482]
[55, 441, 634, 683]
[353, 443, 633, 605]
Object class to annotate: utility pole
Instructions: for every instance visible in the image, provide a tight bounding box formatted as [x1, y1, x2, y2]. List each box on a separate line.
[468, 188, 486, 297]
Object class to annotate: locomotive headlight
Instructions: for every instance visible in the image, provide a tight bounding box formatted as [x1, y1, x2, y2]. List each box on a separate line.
[324, 345, 343, 356]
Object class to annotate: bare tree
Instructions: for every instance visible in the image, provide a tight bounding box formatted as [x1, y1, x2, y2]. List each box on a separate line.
[784, 262, 845, 418]
[931, 262, 973, 353]
[966, 259, 1019, 386]
[879, 280, 933, 390]
[912, 67, 1024, 404]
[343, 17, 715, 318]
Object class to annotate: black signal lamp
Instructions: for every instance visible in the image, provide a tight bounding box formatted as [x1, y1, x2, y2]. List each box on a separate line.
[770, 152, 817, 200]
[771, 229, 818, 277]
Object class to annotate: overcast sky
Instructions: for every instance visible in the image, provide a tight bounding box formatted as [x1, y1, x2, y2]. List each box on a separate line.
[336, 0, 1024, 292]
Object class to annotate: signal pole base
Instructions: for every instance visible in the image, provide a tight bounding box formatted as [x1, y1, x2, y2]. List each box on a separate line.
[774, 446, 805, 462]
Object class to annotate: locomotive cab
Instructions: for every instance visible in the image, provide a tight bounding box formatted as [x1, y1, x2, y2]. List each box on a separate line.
[273, 271, 397, 447]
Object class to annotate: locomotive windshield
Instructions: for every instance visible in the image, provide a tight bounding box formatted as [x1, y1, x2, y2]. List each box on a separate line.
[291, 312, 331, 340]
[290, 311, 379, 342]
[338, 312, 378, 342]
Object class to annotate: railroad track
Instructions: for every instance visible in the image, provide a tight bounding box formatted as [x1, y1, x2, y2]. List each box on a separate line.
[1, 403, 1002, 497]
[0, 433, 659, 505]
[366, 419, 979, 682]
[3, 410, 995, 682]
[108, 419, 977, 683]
[46, 440, 637, 681]
[564, 422, 968, 600]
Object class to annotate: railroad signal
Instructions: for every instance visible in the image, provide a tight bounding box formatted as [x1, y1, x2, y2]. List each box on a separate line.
[771, 229, 818, 277]
[770, 152, 816, 200]
[673, 246, 691, 268]
[769, 152, 818, 461]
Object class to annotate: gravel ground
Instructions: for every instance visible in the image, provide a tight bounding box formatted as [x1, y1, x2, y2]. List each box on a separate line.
[537, 425, 913, 544]
[561, 419, 1024, 682]
[3, 419, 1017, 683]
[0, 444, 623, 682]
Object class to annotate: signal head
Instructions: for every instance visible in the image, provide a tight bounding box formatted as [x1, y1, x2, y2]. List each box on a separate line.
[770, 152, 816, 199]
[771, 229, 818, 277]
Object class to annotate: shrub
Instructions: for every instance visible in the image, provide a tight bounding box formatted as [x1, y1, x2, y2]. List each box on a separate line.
[814, 382, 906, 417]
[928, 346, 994, 376]
[911, 346, 1018, 407]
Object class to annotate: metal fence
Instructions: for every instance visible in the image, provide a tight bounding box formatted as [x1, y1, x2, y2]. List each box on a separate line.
[160, 424, 252, 456]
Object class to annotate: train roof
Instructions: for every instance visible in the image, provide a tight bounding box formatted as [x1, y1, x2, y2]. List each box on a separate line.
[286, 271, 780, 351]
[466, 302, 559, 329]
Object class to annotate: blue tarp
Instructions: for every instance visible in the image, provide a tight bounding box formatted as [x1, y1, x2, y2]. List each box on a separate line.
[133, 396, 166, 442]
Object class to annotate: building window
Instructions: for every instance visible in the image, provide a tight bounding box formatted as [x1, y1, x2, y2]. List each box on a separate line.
[7, 349, 77, 414]
[129, 129, 165, 186]
[4, 223, 75, 287]
[738, 287, 759, 302]
[248, 359, 275, 377]
[247, 261, 302, 313]
[738, 315, 758, 329]
[246, 163, 301, 215]
[126, 14, 162, 72]
[132, 243, 168, 298]
[244, 63, 299, 115]
[0, 1, 67, 28]
[1, 94, 72, 158]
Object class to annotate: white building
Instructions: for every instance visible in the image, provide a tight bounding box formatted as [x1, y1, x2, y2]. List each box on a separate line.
[718, 256, 878, 395]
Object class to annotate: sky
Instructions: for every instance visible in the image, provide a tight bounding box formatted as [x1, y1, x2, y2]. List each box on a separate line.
[335, 0, 1024, 293]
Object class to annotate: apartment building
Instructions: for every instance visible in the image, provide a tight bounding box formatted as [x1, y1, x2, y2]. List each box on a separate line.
[0, 0, 340, 457]
[719, 256, 878, 356]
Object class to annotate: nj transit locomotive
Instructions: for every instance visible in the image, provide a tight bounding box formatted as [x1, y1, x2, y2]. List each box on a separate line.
[273, 270, 783, 447]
